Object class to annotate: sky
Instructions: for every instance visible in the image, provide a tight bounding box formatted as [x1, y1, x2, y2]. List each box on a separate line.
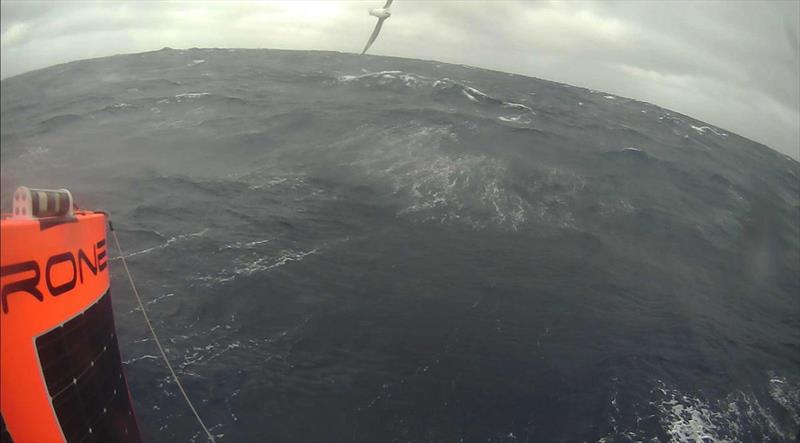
[1, 1, 798, 159]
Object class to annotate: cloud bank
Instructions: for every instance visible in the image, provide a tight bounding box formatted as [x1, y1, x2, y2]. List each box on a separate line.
[2, 0, 798, 159]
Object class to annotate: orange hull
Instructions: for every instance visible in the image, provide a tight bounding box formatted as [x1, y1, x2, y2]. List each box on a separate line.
[1, 210, 141, 442]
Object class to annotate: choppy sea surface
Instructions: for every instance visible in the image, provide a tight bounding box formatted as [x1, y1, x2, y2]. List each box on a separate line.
[2, 48, 799, 442]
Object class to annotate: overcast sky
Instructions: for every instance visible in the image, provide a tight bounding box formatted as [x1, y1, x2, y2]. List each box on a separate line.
[1, 1, 798, 159]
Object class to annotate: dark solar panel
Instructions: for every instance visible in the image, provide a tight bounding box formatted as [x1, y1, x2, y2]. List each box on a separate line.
[1, 412, 12, 443]
[36, 291, 142, 443]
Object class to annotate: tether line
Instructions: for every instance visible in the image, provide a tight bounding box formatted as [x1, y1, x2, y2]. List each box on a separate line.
[109, 222, 216, 443]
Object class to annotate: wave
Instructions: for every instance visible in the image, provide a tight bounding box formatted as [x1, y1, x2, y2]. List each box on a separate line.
[219, 238, 272, 250]
[122, 354, 159, 365]
[39, 113, 82, 131]
[337, 121, 583, 230]
[233, 248, 318, 276]
[654, 383, 788, 441]
[192, 247, 320, 286]
[113, 228, 209, 260]
[768, 374, 800, 425]
[336, 70, 535, 119]
[601, 377, 799, 441]
[154, 92, 250, 107]
[96, 102, 137, 115]
[179, 340, 243, 369]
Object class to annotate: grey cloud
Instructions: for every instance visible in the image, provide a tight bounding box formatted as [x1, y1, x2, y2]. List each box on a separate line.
[1, 0, 798, 159]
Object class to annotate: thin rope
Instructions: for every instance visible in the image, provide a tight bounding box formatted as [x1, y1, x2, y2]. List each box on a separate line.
[111, 228, 216, 443]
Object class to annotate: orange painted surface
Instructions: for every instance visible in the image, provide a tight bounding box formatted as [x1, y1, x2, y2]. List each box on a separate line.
[1, 211, 109, 443]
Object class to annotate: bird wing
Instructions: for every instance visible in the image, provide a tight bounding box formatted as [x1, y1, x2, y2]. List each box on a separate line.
[383, 0, 394, 8]
[361, 18, 385, 55]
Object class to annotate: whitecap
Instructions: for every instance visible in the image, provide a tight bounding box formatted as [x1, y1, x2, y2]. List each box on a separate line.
[174, 92, 211, 101]
[123, 355, 159, 365]
[503, 102, 534, 113]
[233, 248, 319, 277]
[654, 382, 786, 441]
[497, 115, 532, 125]
[768, 375, 800, 423]
[337, 70, 408, 83]
[220, 238, 272, 250]
[113, 228, 209, 260]
[192, 246, 322, 285]
[690, 124, 728, 137]
[461, 89, 480, 102]
[463, 85, 490, 99]
[180, 340, 243, 368]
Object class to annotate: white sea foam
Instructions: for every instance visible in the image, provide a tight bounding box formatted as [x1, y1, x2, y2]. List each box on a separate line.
[180, 340, 242, 368]
[498, 115, 525, 123]
[503, 102, 534, 113]
[114, 228, 209, 260]
[338, 70, 412, 83]
[462, 89, 480, 102]
[174, 92, 211, 102]
[691, 124, 728, 137]
[245, 175, 299, 190]
[234, 248, 319, 277]
[193, 247, 320, 286]
[220, 238, 272, 250]
[123, 354, 159, 365]
[658, 391, 726, 441]
[146, 292, 175, 306]
[653, 381, 789, 442]
[339, 70, 535, 115]
[658, 113, 684, 124]
[351, 123, 524, 229]
[601, 378, 796, 441]
[125, 291, 178, 315]
[462, 85, 490, 100]
[599, 199, 636, 217]
[343, 122, 585, 230]
[768, 375, 800, 424]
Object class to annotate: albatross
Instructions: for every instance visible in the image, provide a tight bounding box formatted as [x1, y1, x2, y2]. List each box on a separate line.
[361, 0, 393, 55]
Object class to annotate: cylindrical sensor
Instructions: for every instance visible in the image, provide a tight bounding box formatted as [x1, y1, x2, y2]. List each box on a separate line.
[12, 186, 74, 219]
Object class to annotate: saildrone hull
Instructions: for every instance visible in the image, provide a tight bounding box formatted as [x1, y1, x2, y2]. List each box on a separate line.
[1, 210, 142, 442]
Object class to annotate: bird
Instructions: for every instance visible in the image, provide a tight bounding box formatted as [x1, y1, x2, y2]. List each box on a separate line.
[361, 0, 393, 55]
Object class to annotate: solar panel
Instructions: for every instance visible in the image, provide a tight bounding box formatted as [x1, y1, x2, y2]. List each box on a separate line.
[35, 291, 142, 443]
[1, 412, 13, 442]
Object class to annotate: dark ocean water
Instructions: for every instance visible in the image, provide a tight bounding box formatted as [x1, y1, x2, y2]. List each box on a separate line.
[2, 48, 799, 442]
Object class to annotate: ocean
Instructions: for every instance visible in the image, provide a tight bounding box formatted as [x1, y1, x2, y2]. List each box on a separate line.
[1, 48, 798, 442]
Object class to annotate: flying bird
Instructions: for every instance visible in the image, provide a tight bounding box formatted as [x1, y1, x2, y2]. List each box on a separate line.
[361, 0, 393, 55]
